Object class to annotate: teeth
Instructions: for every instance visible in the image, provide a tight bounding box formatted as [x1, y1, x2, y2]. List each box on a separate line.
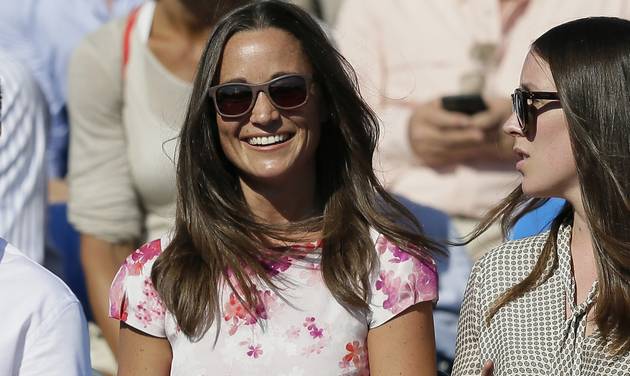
[247, 134, 289, 146]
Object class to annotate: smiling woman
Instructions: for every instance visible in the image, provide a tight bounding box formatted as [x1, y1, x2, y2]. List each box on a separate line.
[109, 1, 441, 375]
[214, 29, 321, 190]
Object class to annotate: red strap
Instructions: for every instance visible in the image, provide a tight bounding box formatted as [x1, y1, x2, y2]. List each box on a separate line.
[122, 6, 141, 77]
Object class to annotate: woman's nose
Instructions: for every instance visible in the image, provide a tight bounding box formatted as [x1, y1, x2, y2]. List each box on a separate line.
[250, 92, 280, 126]
[502, 112, 524, 137]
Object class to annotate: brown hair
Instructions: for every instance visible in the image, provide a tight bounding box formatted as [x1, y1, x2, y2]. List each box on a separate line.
[151, 0, 442, 340]
[472, 17, 630, 355]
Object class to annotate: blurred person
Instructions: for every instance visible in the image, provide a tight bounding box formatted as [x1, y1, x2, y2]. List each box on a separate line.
[0, 2, 144, 340]
[453, 17, 630, 375]
[0, 0, 143, 182]
[335, 0, 630, 260]
[0, 51, 47, 263]
[0, 238, 91, 376]
[0, 55, 90, 375]
[289, 0, 343, 23]
[335, 1, 630, 371]
[67, 0, 250, 360]
[110, 2, 439, 374]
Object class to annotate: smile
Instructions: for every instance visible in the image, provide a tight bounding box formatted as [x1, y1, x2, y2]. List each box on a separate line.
[245, 133, 293, 146]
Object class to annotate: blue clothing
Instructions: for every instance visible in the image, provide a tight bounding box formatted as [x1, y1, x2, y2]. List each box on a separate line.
[0, 51, 48, 263]
[509, 198, 566, 240]
[0, 0, 143, 178]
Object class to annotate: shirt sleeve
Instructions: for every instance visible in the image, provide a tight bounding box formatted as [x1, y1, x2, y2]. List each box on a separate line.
[109, 239, 167, 338]
[368, 234, 438, 328]
[452, 260, 484, 376]
[67, 19, 143, 243]
[19, 302, 91, 376]
[334, 0, 418, 188]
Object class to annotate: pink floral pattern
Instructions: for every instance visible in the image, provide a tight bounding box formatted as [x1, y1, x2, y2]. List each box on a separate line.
[339, 340, 370, 375]
[108, 234, 437, 374]
[223, 288, 278, 336]
[262, 240, 321, 276]
[303, 317, 324, 339]
[247, 344, 263, 358]
[134, 278, 166, 327]
[374, 240, 437, 315]
[126, 240, 162, 276]
[109, 239, 164, 325]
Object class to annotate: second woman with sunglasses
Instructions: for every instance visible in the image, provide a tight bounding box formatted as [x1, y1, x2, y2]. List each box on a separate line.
[453, 17, 630, 376]
[109, 1, 441, 375]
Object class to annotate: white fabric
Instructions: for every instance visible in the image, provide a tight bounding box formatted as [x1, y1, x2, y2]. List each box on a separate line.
[68, 2, 191, 243]
[110, 234, 438, 374]
[0, 52, 47, 263]
[0, 238, 91, 375]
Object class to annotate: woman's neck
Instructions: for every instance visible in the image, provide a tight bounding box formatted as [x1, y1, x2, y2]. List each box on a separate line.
[154, 0, 213, 43]
[149, 0, 212, 82]
[569, 204, 599, 315]
[240, 172, 320, 227]
[569, 199, 593, 255]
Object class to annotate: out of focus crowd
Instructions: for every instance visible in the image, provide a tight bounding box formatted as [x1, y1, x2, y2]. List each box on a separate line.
[1, 1, 628, 375]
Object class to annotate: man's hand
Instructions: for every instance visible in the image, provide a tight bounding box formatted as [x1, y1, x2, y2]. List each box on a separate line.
[408, 99, 483, 167]
[408, 97, 513, 167]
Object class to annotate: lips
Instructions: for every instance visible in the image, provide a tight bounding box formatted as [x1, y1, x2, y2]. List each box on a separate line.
[243, 133, 294, 147]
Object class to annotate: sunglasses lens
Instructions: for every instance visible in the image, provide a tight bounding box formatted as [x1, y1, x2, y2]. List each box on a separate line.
[269, 76, 308, 109]
[215, 84, 253, 116]
[512, 90, 526, 129]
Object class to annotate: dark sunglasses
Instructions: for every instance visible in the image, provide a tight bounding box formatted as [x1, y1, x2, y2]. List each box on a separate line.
[208, 74, 312, 118]
[511, 88, 559, 134]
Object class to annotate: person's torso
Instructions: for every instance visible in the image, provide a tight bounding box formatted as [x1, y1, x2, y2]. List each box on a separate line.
[368, 0, 630, 101]
[165, 255, 373, 375]
[0, 239, 80, 373]
[476, 229, 630, 375]
[121, 2, 193, 241]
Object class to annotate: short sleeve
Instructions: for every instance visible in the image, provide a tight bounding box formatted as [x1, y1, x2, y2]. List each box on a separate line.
[368, 234, 438, 328]
[67, 18, 143, 243]
[109, 239, 167, 338]
[451, 260, 484, 376]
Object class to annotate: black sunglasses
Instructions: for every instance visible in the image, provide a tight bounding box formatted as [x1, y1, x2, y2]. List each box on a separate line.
[511, 88, 559, 134]
[208, 74, 313, 118]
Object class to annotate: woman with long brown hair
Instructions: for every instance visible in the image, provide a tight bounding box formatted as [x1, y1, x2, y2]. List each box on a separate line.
[453, 17, 630, 376]
[108, 1, 440, 374]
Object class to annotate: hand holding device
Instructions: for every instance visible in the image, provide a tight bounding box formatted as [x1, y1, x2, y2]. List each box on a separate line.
[441, 94, 488, 115]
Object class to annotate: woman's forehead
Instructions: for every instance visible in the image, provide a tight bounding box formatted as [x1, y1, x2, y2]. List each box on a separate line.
[218, 28, 313, 83]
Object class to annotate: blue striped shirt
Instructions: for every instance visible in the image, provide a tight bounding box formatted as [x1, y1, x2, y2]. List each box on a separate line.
[0, 0, 144, 178]
[0, 51, 47, 263]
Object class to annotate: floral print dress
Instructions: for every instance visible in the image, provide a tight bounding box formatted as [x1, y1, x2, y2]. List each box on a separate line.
[109, 231, 438, 375]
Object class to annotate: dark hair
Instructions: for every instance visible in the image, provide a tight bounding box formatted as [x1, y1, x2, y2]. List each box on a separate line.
[474, 17, 630, 355]
[152, 0, 441, 340]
